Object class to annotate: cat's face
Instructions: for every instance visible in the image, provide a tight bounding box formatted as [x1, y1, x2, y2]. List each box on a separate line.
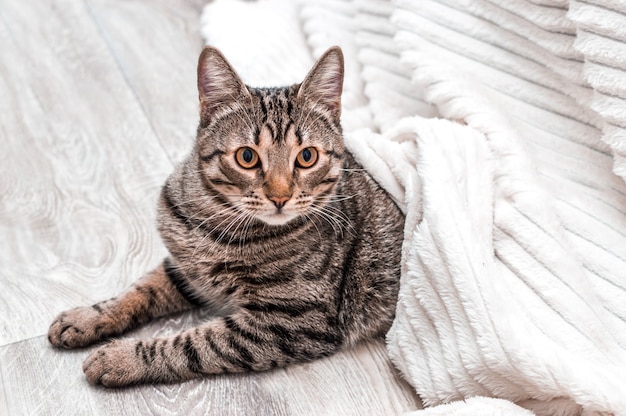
[194, 46, 345, 226]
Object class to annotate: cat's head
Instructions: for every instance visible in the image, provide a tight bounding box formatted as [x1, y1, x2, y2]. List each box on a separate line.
[194, 46, 345, 226]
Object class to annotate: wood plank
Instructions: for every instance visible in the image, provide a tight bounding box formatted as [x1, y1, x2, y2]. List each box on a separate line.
[85, 0, 207, 163]
[0, 368, 8, 416]
[0, 0, 173, 345]
[0, 331, 421, 415]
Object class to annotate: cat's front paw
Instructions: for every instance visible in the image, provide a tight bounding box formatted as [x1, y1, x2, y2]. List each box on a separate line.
[83, 340, 144, 387]
[48, 306, 107, 349]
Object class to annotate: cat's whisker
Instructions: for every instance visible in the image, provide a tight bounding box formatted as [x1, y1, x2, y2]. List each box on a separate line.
[179, 168, 208, 176]
[307, 204, 343, 238]
[166, 195, 224, 210]
[187, 202, 241, 232]
[228, 211, 257, 251]
[316, 199, 353, 216]
[189, 212, 230, 260]
[216, 209, 250, 245]
[303, 213, 323, 241]
[189, 214, 235, 263]
[321, 203, 354, 228]
[225, 210, 251, 246]
[211, 205, 245, 233]
[166, 188, 236, 210]
[310, 201, 356, 239]
[236, 211, 258, 254]
[187, 201, 248, 260]
[317, 193, 357, 203]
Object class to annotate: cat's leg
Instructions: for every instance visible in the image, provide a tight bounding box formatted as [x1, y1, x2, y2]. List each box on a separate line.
[82, 310, 345, 387]
[48, 260, 194, 349]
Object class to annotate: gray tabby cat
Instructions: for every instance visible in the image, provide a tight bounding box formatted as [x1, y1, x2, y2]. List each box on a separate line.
[48, 45, 405, 387]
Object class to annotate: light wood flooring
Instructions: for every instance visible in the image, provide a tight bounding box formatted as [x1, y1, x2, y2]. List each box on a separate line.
[0, 0, 422, 414]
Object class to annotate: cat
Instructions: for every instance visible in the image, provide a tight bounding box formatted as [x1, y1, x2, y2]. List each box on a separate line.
[48, 45, 405, 387]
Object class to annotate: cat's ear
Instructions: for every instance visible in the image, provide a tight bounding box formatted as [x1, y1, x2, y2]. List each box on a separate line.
[197, 46, 250, 123]
[297, 46, 344, 122]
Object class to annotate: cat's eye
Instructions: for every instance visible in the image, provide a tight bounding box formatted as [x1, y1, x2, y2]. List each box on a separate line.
[235, 147, 259, 169]
[296, 147, 318, 168]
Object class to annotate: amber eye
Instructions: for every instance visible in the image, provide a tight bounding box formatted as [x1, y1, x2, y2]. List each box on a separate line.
[235, 147, 259, 169]
[296, 147, 318, 168]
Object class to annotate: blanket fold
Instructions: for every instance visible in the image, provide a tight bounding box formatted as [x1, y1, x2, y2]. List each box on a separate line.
[201, 0, 626, 414]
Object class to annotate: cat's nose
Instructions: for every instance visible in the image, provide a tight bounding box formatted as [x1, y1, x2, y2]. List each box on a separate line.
[269, 196, 290, 210]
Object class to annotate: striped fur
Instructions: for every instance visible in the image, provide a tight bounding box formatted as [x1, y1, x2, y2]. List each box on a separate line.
[48, 46, 405, 387]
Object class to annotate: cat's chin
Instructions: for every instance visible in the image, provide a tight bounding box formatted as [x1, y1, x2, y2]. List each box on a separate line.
[257, 212, 299, 226]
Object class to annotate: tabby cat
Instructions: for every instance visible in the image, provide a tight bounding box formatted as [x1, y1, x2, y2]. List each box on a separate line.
[48, 46, 405, 387]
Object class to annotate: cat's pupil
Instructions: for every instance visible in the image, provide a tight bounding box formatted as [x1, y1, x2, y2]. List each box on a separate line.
[242, 148, 254, 163]
[302, 148, 312, 162]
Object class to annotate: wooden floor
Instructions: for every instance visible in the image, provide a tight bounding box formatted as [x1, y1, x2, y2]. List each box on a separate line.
[0, 0, 422, 414]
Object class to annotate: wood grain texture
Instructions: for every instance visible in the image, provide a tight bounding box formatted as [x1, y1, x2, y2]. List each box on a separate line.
[0, 369, 7, 416]
[85, 0, 206, 163]
[0, 0, 423, 413]
[0, 334, 420, 415]
[0, 0, 173, 345]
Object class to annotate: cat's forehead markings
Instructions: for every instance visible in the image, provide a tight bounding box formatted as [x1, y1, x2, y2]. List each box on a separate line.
[284, 123, 299, 147]
[255, 88, 288, 120]
[253, 91, 295, 145]
[258, 122, 298, 150]
[258, 125, 273, 147]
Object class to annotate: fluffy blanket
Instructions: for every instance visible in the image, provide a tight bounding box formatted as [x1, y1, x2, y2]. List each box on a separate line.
[201, 1, 626, 414]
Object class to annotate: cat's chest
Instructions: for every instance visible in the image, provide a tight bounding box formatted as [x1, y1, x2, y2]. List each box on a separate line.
[168, 208, 350, 302]
[182, 237, 342, 301]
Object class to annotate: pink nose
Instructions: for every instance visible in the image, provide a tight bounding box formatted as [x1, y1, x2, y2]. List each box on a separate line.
[269, 196, 290, 210]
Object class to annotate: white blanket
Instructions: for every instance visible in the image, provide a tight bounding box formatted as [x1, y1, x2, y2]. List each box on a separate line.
[201, 1, 626, 415]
